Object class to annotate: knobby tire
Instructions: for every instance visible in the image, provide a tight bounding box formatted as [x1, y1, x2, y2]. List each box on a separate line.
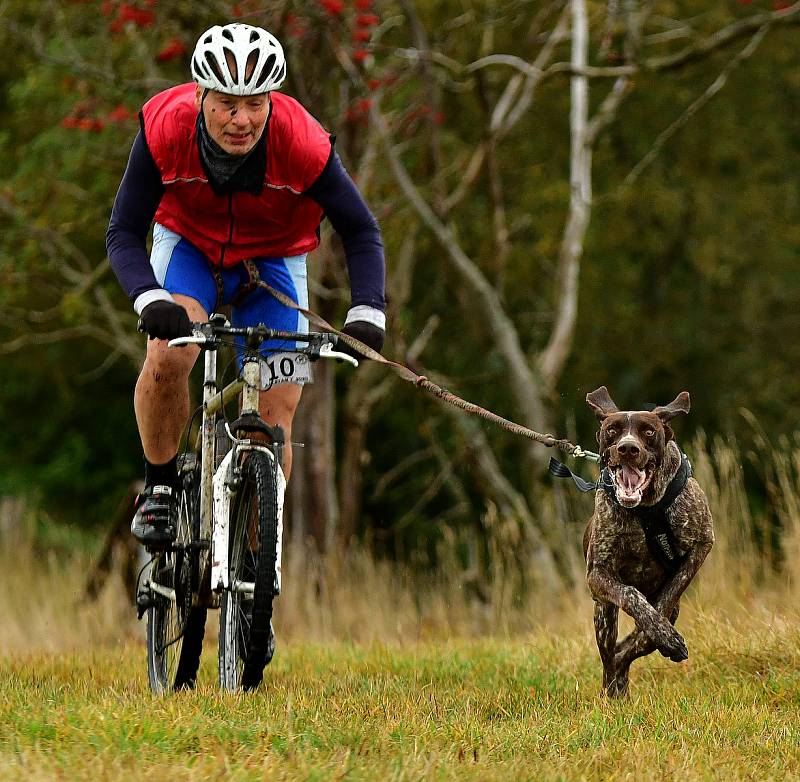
[146, 460, 207, 693]
[218, 449, 280, 691]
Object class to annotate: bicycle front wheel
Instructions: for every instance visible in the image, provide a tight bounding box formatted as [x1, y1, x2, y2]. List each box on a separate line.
[218, 449, 281, 691]
[146, 463, 207, 693]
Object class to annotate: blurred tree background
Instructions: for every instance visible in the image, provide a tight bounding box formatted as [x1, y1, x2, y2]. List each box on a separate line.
[0, 0, 798, 576]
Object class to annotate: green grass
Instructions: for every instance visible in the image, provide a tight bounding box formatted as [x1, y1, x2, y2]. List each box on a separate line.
[3, 431, 800, 779]
[1, 619, 799, 781]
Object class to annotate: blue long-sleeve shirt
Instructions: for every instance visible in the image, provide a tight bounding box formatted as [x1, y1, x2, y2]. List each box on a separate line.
[107, 131, 386, 313]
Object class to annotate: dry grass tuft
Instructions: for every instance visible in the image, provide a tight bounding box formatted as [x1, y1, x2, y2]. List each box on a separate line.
[0, 434, 798, 653]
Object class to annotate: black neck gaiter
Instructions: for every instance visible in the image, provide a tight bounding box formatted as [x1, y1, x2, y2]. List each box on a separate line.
[195, 104, 267, 196]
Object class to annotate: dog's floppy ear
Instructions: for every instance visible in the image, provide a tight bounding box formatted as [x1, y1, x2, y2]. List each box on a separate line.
[653, 392, 690, 442]
[586, 386, 619, 421]
[653, 391, 690, 422]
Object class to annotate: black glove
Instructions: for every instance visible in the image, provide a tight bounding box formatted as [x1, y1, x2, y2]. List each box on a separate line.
[138, 300, 192, 341]
[338, 320, 385, 360]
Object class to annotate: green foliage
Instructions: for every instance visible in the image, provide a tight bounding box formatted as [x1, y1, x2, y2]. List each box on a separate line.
[1, 0, 799, 546]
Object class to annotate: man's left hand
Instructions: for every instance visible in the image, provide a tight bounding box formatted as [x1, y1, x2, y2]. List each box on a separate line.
[338, 320, 385, 361]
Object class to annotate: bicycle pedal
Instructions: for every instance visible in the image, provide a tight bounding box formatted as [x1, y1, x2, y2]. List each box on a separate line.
[188, 539, 211, 552]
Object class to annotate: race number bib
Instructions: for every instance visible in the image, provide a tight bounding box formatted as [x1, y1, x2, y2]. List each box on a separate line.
[260, 352, 312, 388]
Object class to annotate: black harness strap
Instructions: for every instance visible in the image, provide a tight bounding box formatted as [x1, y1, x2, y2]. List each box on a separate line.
[550, 453, 693, 574]
[602, 453, 692, 573]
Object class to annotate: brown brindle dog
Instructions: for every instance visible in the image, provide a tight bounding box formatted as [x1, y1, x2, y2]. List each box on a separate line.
[583, 386, 714, 697]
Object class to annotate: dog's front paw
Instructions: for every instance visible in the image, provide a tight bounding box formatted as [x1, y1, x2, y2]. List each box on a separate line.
[655, 624, 688, 662]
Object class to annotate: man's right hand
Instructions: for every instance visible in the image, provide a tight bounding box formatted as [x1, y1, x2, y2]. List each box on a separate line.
[138, 300, 192, 341]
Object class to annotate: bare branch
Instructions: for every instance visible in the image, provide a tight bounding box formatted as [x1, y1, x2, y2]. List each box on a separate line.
[537, 0, 588, 388]
[467, 3, 799, 81]
[494, 5, 571, 137]
[76, 349, 124, 384]
[441, 143, 487, 216]
[0, 17, 172, 92]
[368, 99, 549, 436]
[641, 2, 798, 73]
[0, 325, 110, 355]
[598, 0, 620, 62]
[406, 314, 440, 364]
[399, 0, 446, 205]
[586, 75, 630, 146]
[623, 24, 770, 187]
[538, 0, 611, 389]
[371, 447, 436, 499]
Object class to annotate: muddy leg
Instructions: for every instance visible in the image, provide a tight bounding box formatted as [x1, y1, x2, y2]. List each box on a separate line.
[594, 601, 626, 696]
[614, 603, 681, 685]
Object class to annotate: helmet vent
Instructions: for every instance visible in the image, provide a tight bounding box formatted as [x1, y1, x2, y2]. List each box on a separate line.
[222, 47, 238, 82]
[205, 52, 226, 85]
[254, 53, 275, 89]
[222, 28, 234, 42]
[249, 30, 260, 43]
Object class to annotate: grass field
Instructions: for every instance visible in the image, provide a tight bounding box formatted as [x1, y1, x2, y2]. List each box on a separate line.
[1, 608, 798, 781]
[2, 434, 800, 780]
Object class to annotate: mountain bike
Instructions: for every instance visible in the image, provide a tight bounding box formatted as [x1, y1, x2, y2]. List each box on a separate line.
[135, 315, 356, 692]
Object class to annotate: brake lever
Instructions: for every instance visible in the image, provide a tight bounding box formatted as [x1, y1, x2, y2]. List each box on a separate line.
[319, 343, 359, 367]
[167, 331, 208, 348]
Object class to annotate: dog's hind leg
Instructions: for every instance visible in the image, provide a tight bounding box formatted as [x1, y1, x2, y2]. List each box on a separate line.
[594, 600, 625, 696]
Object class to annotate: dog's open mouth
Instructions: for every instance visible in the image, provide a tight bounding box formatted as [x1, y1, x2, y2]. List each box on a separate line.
[610, 464, 653, 506]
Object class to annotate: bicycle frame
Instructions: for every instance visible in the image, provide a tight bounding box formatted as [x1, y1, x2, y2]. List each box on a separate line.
[179, 320, 355, 607]
[195, 344, 282, 605]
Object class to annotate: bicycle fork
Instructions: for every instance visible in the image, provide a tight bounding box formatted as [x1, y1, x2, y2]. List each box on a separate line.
[209, 355, 287, 597]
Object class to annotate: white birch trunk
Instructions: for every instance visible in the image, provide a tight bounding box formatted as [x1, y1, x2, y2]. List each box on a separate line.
[538, 0, 591, 389]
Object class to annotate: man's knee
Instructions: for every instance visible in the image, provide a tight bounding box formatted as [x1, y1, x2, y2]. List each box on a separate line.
[142, 339, 198, 382]
[259, 384, 302, 428]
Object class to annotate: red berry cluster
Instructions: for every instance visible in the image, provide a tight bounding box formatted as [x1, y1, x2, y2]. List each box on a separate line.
[315, 0, 379, 64]
[102, 0, 156, 33]
[61, 102, 136, 132]
[231, 0, 261, 18]
[155, 38, 187, 63]
[345, 97, 372, 124]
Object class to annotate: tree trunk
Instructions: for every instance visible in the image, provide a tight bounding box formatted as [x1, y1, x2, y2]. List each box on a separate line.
[288, 358, 337, 552]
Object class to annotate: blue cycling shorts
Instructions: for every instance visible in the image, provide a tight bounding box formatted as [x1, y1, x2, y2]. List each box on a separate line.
[150, 223, 311, 376]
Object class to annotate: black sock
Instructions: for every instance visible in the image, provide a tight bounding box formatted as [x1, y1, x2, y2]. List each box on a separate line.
[144, 455, 179, 489]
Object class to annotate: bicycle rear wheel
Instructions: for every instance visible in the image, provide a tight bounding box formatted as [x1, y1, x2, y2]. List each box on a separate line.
[218, 449, 280, 691]
[146, 460, 207, 693]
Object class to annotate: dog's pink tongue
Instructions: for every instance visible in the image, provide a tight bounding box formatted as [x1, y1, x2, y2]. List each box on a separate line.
[621, 465, 642, 492]
[617, 465, 644, 504]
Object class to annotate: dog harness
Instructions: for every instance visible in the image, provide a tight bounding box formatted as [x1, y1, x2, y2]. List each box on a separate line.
[549, 453, 693, 574]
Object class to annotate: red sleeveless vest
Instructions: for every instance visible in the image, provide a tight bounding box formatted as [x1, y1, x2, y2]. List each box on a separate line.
[141, 83, 330, 267]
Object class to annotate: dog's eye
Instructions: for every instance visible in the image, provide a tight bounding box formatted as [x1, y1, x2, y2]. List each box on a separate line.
[644, 429, 655, 438]
[606, 429, 617, 437]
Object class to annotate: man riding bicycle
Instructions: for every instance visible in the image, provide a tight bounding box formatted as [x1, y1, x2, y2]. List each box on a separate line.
[107, 23, 386, 549]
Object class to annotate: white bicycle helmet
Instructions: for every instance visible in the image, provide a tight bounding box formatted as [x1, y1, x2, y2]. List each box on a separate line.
[191, 24, 286, 95]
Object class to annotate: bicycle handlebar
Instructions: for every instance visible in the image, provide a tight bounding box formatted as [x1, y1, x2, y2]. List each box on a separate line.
[167, 319, 359, 367]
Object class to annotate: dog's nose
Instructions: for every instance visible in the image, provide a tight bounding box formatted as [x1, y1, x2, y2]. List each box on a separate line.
[617, 441, 640, 457]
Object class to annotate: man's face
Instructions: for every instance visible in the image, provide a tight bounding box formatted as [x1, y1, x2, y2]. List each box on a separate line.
[195, 86, 270, 156]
